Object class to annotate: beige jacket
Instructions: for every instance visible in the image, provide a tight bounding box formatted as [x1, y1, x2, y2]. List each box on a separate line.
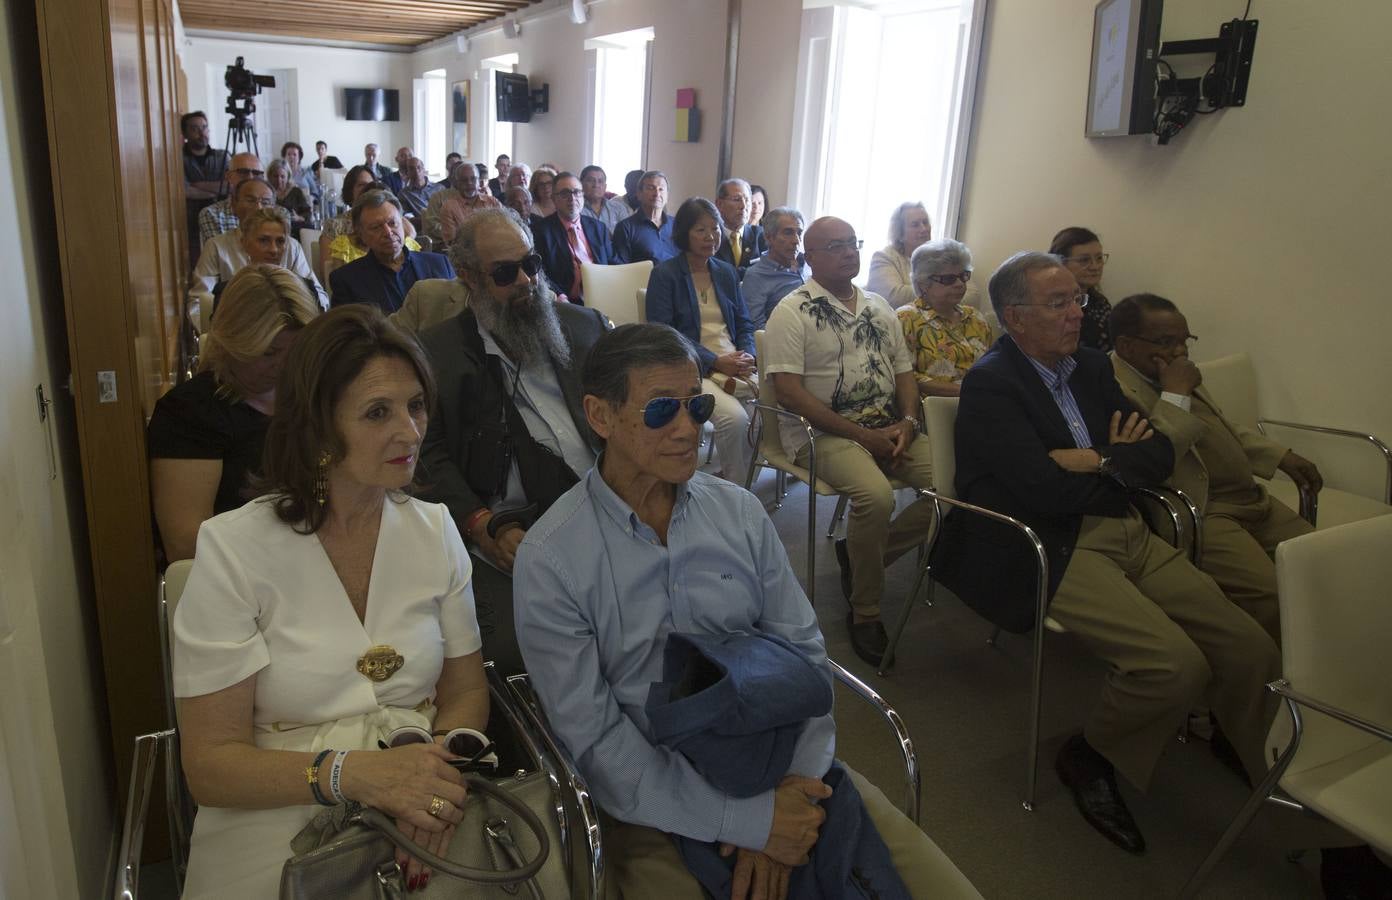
[1111, 354, 1288, 514]
[390, 278, 472, 334]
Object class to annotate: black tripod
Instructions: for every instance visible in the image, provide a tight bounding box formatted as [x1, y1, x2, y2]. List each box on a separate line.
[216, 96, 260, 200]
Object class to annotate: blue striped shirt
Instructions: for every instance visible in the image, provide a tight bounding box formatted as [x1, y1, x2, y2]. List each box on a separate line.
[513, 468, 836, 850]
[1024, 351, 1093, 449]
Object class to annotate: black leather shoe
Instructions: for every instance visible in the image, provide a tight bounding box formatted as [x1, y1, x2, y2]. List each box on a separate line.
[834, 538, 853, 602]
[1209, 725, 1252, 788]
[1054, 734, 1146, 855]
[846, 613, 887, 667]
[1321, 846, 1392, 900]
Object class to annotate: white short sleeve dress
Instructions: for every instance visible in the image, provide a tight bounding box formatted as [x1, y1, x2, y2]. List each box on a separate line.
[172, 495, 481, 899]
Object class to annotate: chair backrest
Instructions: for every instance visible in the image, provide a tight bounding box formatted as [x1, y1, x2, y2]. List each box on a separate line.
[752, 330, 793, 464]
[298, 226, 321, 273]
[159, 560, 194, 726]
[924, 397, 959, 500]
[636, 287, 647, 323]
[1196, 352, 1260, 431]
[1276, 516, 1392, 729]
[580, 260, 653, 326]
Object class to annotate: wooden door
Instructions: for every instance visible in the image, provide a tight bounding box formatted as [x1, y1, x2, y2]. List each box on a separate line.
[35, 0, 189, 859]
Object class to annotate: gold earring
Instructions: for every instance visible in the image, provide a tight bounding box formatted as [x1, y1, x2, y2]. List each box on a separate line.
[315, 451, 331, 506]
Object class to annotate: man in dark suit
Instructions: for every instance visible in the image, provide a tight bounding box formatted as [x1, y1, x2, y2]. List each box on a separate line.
[328, 190, 454, 314]
[713, 177, 767, 280]
[933, 251, 1279, 855]
[418, 207, 608, 674]
[532, 171, 615, 304]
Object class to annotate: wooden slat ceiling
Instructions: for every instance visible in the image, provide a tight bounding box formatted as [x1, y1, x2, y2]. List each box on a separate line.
[180, 0, 540, 48]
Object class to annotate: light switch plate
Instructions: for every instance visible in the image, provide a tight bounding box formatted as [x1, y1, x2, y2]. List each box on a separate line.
[97, 370, 117, 403]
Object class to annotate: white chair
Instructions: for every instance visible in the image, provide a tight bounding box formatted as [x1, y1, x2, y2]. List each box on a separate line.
[1198, 353, 1392, 528]
[1182, 516, 1392, 895]
[580, 261, 653, 326]
[635, 287, 647, 323]
[299, 227, 323, 282]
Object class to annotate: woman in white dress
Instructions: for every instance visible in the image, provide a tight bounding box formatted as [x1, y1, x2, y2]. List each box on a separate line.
[174, 304, 489, 897]
[865, 201, 933, 309]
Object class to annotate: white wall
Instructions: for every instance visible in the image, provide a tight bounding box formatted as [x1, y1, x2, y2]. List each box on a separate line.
[959, 0, 1392, 496]
[183, 35, 415, 165]
[1, 1, 114, 897]
[410, 0, 731, 205]
[728, 0, 802, 207]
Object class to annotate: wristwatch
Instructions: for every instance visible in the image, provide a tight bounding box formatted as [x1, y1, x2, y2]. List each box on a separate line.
[902, 415, 920, 431]
[1097, 451, 1115, 477]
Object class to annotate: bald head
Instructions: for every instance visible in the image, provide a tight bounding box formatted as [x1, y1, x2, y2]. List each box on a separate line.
[803, 216, 861, 287]
[395, 146, 414, 167]
[226, 152, 264, 190]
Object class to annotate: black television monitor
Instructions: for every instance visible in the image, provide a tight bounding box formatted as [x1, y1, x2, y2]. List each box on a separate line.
[1085, 0, 1163, 136]
[344, 88, 400, 122]
[496, 71, 531, 123]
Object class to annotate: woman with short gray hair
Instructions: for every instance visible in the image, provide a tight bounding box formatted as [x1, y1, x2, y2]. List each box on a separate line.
[897, 238, 992, 397]
[866, 201, 932, 307]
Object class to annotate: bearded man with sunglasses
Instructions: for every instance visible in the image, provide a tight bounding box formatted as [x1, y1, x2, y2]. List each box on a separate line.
[417, 208, 608, 674]
[514, 323, 981, 900]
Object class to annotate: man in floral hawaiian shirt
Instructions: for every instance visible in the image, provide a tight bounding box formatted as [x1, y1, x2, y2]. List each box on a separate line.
[763, 217, 935, 665]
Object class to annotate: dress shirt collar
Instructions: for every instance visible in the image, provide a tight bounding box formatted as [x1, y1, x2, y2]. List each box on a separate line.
[561, 215, 586, 235]
[1016, 339, 1079, 391]
[800, 277, 863, 316]
[914, 300, 969, 323]
[758, 254, 800, 275]
[586, 462, 691, 540]
[1115, 353, 1161, 390]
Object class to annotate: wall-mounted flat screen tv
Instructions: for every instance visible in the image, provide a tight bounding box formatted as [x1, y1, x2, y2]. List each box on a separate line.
[1085, 0, 1163, 136]
[345, 88, 400, 122]
[496, 71, 531, 123]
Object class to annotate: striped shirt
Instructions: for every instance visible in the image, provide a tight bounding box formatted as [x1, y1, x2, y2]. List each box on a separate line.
[1024, 352, 1093, 448]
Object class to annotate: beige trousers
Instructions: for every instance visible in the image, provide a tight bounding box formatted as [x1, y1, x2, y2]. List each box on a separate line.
[703, 376, 753, 482]
[602, 764, 982, 899]
[1046, 510, 1281, 791]
[1200, 495, 1312, 644]
[794, 434, 934, 617]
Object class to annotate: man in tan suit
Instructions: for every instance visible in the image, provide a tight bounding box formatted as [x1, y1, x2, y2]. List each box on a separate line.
[1109, 293, 1322, 642]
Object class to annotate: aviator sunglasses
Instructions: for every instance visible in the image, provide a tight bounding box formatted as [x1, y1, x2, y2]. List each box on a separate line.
[643, 394, 716, 429]
[488, 253, 544, 286]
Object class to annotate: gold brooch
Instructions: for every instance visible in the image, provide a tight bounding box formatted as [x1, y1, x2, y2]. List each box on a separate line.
[356, 645, 405, 682]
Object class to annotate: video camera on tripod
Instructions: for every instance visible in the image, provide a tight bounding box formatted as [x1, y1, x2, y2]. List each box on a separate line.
[225, 56, 275, 122]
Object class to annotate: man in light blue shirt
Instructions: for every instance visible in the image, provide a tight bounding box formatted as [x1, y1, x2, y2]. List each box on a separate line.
[740, 206, 810, 329]
[515, 323, 980, 899]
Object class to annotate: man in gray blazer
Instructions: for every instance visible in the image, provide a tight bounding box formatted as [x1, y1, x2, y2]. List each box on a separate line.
[418, 208, 610, 673]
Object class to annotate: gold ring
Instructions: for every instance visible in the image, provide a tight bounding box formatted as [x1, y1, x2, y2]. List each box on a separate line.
[428, 795, 446, 818]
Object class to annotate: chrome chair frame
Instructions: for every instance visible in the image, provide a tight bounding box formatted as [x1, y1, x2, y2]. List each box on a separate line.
[114, 729, 176, 900]
[1256, 419, 1392, 524]
[1181, 678, 1392, 896]
[828, 658, 922, 822]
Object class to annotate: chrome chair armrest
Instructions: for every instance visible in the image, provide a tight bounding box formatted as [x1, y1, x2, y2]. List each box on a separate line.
[827, 658, 920, 824]
[505, 673, 605, 900]
[1129, 485, 1204, 565]
[1256, 418, 1392, 506]
[1270, 678, 1392, 743]
[114, 729, 176, 900]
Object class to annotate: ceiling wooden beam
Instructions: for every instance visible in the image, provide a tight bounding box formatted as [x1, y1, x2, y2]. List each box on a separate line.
[180, 0, 536, 47]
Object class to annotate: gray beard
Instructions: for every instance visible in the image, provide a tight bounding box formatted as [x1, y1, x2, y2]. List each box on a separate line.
[472, 278, 572, 369]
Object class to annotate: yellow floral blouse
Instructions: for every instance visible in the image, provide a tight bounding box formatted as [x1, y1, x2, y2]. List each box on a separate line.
[897, 300, 992, 385]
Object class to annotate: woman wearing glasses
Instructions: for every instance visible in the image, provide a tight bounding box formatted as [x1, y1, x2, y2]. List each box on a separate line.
[645, 197, 758, 482]
[897, 239, 992, 398]
[1050, 226, 1113, 351]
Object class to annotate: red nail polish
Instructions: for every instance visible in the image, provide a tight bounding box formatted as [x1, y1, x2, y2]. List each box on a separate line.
[421, 872, 431, 889]
[407, 874, 419, 891]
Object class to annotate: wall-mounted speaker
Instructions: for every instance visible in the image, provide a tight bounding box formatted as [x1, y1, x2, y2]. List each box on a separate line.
[569, 0, 588, 25]
[455, 34, 469, 54]
[502, 19, 521, 39]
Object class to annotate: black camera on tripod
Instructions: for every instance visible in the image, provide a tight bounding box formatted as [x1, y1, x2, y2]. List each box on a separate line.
[225, 57, 274, 102]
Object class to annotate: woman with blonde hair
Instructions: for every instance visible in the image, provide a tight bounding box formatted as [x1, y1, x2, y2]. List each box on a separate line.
[266, 158, 311, 232]
[529, 166, 558, 218]
[866, 201, 933, 308]
[148, 265, 319, 560]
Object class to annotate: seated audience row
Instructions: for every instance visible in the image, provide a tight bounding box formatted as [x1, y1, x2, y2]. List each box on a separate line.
[330, 190, 454, 315]
[320, 165, 421, 281]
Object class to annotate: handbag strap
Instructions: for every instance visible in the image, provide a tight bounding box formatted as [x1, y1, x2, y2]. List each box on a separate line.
[359, 775, 550, 884]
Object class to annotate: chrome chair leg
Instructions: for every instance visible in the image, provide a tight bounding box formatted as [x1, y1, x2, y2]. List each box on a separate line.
[826, 495, 848, 539]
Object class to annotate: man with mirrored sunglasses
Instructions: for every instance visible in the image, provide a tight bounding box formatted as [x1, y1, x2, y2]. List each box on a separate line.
[417, 208, 609, 674]
[1110, 293, 1318, 644]
[515, 323, 981, 900]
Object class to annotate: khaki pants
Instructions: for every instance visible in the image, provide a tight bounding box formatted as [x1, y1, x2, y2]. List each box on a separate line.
[602, 763, 982, 899]
[1047, 511, 1281, 791]
[1200, 495, 1312, 644]
[794, 434, 934, 617]
[704, 376, 753, 482]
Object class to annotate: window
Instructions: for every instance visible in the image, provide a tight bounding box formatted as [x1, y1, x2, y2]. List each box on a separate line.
[788, 0, 986, 273]
[482, 53, 519, 165]
[414, 69, 447, 176]
[585, 28, 654, 178]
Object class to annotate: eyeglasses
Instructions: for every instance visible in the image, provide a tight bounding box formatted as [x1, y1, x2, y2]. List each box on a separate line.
[555, 188, 584, 198]
[642, 394, 716, 429]
[924, 271, 972, 286]
[230, 167, 265, 178]
[1063, 253, 1109, 267]
[487, 253, 543, 286]
[811, 238, 863, 254]
[1131, 333, 1198, 350]
[1017, 292, 1089, 312]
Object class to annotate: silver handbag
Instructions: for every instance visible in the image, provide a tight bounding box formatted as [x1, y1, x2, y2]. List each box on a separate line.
[279, 772, 567, 899]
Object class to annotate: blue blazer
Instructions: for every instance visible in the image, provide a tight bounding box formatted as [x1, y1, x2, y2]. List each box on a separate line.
[533, 212, 615, 304]
[714, 222, 767, 279]
[645, 254, 756, 377]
